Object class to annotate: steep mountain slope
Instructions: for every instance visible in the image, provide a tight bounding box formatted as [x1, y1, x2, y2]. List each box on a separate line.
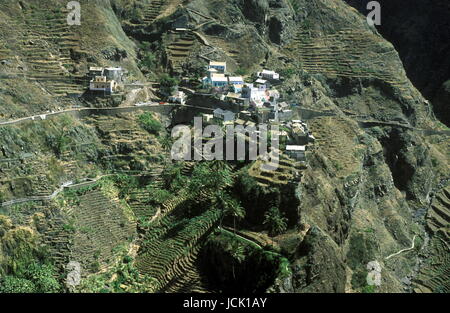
[0, 0, 448, 293]
[345, 0, 450, 126]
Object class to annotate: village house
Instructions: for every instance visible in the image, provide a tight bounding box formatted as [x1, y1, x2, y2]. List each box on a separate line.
[285, 145, 306, 161]
[89, 67, 104, 78]
[89, 76, 118, 94]
[104, 67, 124, 83]
[257, 69, 280, 81]
[213, 108, 235, 122]
[168, 90, 186, 104]
[208, 61, 227, 73]
[254, 78, 269, 88]
[232, 84, 244, 93]
[203, 70, 228, 88]
[202, 113, 214, 123]
[228, 76, 244, 86]
[241, 84, 270, 107]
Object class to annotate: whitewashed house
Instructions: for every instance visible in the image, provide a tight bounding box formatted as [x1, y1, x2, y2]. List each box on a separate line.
[257, 69, 280, 81]
[285, 145, 306, 161]
[89, 76, 118, 94]
[241, 84, 270, 107]
[202, 73, 229, 88]
[168, 91, 186, 104]
[208, 61, 227, 73]
[104, 67, 124, 83]
[89, 67, 104, 78]
[228, 76, 244, 86]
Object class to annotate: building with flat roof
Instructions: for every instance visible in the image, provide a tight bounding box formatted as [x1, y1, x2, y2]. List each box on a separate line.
[257, 69, 280, 81]
[213, 108, 235, 122]
[104, 67, 124, 83]
[228, 76, 244, 85]
[285, 145, 306, 161]
[208, 61, 227, 73]
[89, 76, 118, 94]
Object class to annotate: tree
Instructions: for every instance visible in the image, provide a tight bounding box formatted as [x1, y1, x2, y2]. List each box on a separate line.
[24, 262, 60, 293]
[215, 191, 245, 230]
[263, 207, 287, 236]
[228, 240, 246, 280]
[158, 134, 173, 154]
[159, 74, 179, 96]
[0, 276, 36, 293]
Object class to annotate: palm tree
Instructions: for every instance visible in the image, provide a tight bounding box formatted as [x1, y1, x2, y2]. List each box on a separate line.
[215, 191, 245, 231]
[228, 241, 245, 280]
[263, 206, 288, 237]
[158, 134, 173, 156]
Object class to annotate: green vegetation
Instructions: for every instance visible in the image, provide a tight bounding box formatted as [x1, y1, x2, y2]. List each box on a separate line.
[0, 262, 61, 293]
[279, 67, 296, 79]
[346, 233, 379, 270]
[138, 112, 162, 135]
[138, 42, 156, 73]
[362, 285, 376, 293]
[235, 67, 248, 76]
[263, 207, 288, 236]
[159, 74, 179, 96]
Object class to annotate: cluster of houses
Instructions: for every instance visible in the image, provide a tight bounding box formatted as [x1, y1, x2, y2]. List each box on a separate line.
[197, 61, 315, 162]
[88, 66, 125, 95]
[202, 61, 281, 108]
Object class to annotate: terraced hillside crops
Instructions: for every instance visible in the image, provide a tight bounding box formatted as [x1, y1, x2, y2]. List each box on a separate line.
[413, 229, 450, 293]
[135, 208, 220, 292]
[248, 150, 306, 187]
[308, 116, 363, 177]
[167, 30, 198, 74]
[69, 189, 136, 276]
[413, 185, 450, 293]
[286, 28, 413, 99]
[141, 0, 169, 25]
[427, 185, 450, 233]
[9, 5, 87, 98]
[86, 113, 165, 172]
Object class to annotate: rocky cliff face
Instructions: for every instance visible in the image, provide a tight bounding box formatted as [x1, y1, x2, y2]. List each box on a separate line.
[0, 0, 448, 293]
[344, 0, 450, 126]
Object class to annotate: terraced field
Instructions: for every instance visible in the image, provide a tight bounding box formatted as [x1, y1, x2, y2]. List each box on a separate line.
[412, 185, 450, 293]
[86, 114, 165, 172]
[70, 189, 136, 276]
[248, 150, 306, 187]
[413, 229, 450, 293]
[141, 0, 169, 25]
[427, 186, 450, 233]
[285, 28, 413, 99]
[308, 116, 363, 177]
[135, 208, 220, 292]
[18, 6, 87, 98]
[167, 30, 197, 74]
[41, 209, 73, 269]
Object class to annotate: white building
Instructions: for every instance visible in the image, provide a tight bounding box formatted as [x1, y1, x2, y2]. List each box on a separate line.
[213, 108, 235, 122]
[241, 84, 270, 107]
[228, 76, 244, 85]
[257, 69, 280, 80]
[208, 61, 227, 73]
[285, 145, 306, 161]
[89, 67, 104, 78]
[89, 76, 118, 94]
[168, 91, 186, 104]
